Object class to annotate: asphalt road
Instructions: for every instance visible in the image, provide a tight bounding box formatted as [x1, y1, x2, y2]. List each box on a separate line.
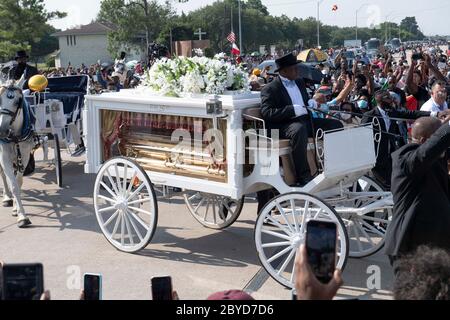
[0, 148, 395, 300]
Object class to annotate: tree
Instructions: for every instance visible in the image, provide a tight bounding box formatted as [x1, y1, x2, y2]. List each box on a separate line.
[32, 25, 60, 60]
[244, 0, 269, 16]
[97, 0, 174, 56]
[400, 17, 425, 41]
[0, 0, 66, 61]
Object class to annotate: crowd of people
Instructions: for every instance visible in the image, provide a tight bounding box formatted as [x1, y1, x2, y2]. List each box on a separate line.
[255, 41, 450, 300]
[2, 41, 449, 300]
[40, 57, 146, 94]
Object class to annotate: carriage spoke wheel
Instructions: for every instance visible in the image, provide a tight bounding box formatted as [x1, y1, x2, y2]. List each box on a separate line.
[94, 157, 158, 253]
[342, 176, 392, 258]
[255, 192, 348, 289]
[184, 192, 244, 230]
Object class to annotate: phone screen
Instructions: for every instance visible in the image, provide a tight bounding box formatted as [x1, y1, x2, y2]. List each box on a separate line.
[84, 274, 102, 300]
[151, 276, 172, 301]
[305, 221, 337, 284]
[2, 264, 44, 300]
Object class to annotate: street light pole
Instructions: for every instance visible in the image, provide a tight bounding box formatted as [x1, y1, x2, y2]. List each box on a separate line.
[238, 0, 242, 53]
[385, 11, 395, 43]
[317, 0, 324, 48]
[356, 3, 369, 42]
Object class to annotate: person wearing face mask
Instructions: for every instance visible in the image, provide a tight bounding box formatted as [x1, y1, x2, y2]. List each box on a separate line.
[311, 74, 353, 118]
[10, 50, 39, 90]
[361, 90, 449, 189]
[385, 116, 450, 276]
[356, 97, 370, 113]
[338, 102, 361, 127]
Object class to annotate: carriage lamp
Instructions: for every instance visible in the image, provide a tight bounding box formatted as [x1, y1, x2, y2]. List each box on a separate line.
[206, 96, 222, 115]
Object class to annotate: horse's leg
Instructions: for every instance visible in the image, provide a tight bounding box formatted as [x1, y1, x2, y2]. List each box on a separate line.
[0, 165, 14, 207]
[14, 141, 33, 212]
[0, 145, 31, 227]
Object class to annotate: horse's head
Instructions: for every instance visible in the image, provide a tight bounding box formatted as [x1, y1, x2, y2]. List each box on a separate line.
[0, 83, 24, 139]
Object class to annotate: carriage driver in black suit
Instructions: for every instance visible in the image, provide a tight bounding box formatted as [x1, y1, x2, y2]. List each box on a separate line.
[260, 53, 343, 186]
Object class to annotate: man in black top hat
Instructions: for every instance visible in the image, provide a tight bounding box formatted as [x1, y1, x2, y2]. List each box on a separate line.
[260, 53, 343, 186]
[10, 50, 38, 89]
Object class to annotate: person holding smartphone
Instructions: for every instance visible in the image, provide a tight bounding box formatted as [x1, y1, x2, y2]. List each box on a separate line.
[294, 245, 343, 300]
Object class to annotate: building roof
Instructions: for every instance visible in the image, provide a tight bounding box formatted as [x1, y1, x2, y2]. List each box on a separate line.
[52, 22, 116, 37]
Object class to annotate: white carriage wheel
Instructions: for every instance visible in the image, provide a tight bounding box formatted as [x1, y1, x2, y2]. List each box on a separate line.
[184, 192, 244, 230]
[94, 157, 158, 253]
[255, 192, 349, 289]
[343, 176, 392, 258]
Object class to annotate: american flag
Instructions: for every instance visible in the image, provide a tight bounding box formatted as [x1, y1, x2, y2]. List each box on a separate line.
[227, 32, 236, 43]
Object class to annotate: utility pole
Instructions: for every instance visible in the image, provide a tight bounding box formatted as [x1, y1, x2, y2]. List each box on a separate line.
[317, 0, 324, 48]
[169, 28, 173, 55]
[356, 3, 369, 42]
[385, 11, 395, 43]
[238, 0, 242, 53]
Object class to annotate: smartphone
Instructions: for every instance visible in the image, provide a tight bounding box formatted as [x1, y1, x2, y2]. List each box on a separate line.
[84, 273, 102, 300]
[151, 276, 173, 300]
[1, 263, 44, 300]
[305, 220, 337, 284]
[412, 53, 423, 61]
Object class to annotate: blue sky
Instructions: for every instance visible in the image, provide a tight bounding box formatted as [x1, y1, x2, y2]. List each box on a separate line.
[43, 0, 450, 36]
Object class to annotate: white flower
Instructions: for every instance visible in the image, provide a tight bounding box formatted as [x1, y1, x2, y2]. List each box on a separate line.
[139, 56, 250, 96]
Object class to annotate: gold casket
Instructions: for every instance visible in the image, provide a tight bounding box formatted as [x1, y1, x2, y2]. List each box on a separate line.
[101, 110, 228, 183]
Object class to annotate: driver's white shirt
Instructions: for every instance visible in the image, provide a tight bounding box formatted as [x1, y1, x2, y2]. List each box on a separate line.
[279, 75, 308, 118]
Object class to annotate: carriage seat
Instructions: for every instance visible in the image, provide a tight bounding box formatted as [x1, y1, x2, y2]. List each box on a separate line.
[243, 107, 319, 184]
[243, 107, 297, 185]
[37, 75, 88, 122]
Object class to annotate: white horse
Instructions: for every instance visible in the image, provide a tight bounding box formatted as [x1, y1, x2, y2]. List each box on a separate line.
[0, 76, 35, 228]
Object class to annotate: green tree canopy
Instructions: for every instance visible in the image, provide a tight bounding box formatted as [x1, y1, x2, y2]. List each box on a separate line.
[97, 0, 174, 56]
[97, 0, 428, 56]
[0, 0, 66, 61]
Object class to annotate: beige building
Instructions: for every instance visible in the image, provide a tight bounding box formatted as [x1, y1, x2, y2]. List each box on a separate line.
[52, 22, 145, 68]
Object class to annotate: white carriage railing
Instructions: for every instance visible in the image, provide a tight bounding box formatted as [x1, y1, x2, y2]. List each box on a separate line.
[314, 124, 377, 177]
[26, 90, 85, 156]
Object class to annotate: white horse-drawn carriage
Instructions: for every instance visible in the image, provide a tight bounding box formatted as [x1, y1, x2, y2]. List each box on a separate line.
[25, 75, 88, 187]
[0, 65, 87, 227]
[84, 90, 393, 289]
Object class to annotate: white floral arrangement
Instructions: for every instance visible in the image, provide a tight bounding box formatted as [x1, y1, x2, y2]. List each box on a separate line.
[192, 48, 204, 57]
[140, 56, 250, 97]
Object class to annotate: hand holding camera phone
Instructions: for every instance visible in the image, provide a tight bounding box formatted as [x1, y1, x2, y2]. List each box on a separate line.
[151, 276, 173, 300]
[1, 263, 44, 300]
[84, 273, 102, 300]
[412, 53, 424, 61]
[305, 220, 337, 284]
